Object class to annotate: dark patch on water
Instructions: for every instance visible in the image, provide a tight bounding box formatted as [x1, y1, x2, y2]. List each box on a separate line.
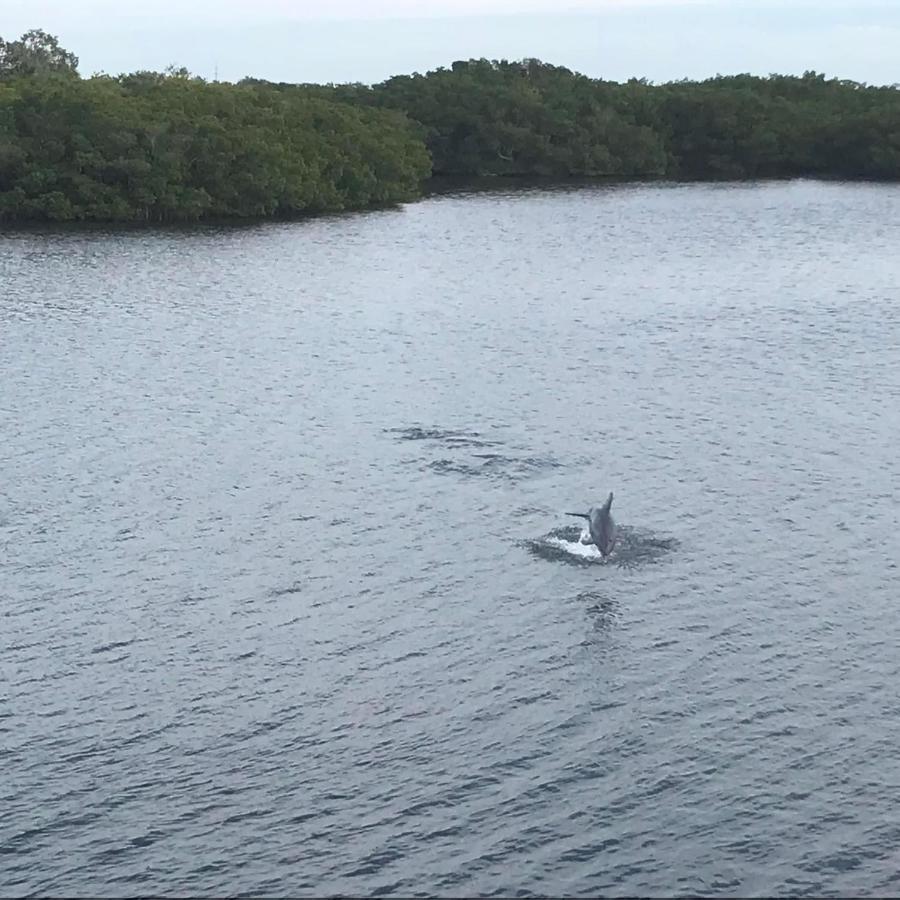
[269, 582, 304, 597]
[427, 453, 560, 481]
[91, 639, 136, 654]
[579, 590, 619, 621]
[385, 426, 499, 449]
[389, 424, 560, 481]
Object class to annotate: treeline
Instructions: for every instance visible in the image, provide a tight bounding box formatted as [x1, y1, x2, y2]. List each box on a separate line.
[1, 30, 899, 223]
[289, 58, 900, 181]
[0, 30, 430, 222]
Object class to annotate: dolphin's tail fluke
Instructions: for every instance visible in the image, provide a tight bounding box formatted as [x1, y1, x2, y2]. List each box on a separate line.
[565, 512, 590, 519]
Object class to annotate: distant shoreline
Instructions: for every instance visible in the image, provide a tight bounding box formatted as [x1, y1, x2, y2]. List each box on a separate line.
[422, 172, 898, 195]
[3, 175, 897, 233]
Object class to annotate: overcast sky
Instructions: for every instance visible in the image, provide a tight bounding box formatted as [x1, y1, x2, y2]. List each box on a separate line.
[3, 0, 898, 86]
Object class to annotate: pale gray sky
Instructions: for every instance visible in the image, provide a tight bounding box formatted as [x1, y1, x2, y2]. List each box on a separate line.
[3, 0, 898, 86]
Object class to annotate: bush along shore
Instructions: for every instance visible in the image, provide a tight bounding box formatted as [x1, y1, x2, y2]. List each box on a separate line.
[2, 30, 899, 223]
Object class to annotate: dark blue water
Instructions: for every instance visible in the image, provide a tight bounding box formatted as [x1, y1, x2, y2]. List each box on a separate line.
[3, 180, 900, 897]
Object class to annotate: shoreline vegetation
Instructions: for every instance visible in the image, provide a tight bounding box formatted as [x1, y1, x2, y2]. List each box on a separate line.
[1, 30, 899, 224]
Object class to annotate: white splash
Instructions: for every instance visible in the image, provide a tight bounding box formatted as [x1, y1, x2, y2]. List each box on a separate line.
[545, 528, 605, 560]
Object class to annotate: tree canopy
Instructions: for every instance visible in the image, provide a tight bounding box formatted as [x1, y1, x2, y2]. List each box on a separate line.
[0, 29, 78, 80]
[0, 43, 430, 222]
[365, 59, 900, 181]
[1, 31, 898, 224]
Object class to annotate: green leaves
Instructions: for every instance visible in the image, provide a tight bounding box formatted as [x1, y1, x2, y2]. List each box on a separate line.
[0, 39, 898, 224]
[0, 67, 431, 222]
[0, 29, 79, 80]
[368, 59, 900, 182]
[370, 58, 668, 178]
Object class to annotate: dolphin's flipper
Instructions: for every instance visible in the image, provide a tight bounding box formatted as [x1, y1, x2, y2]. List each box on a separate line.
[565, 512, 591, 519]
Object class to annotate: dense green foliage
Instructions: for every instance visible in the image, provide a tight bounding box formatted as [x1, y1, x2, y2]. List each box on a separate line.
[0, 28, 78, 79]
[365, 59, 900, 180]
[1, 30, 899, 223]
[0, 33, 430, 222]
[371, 60, 670, 177]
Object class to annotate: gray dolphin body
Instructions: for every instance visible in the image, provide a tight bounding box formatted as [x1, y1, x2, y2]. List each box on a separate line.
[566, 491, 617, 557]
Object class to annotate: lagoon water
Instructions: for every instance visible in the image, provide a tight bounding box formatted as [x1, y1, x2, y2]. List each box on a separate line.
[3, 180, 900, 897]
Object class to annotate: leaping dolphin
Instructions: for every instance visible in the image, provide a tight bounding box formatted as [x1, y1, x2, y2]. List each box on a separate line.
[566, 492, 617, 557]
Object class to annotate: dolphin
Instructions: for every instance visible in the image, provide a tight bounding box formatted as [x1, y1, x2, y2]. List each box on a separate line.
[566, 492, 617, 557]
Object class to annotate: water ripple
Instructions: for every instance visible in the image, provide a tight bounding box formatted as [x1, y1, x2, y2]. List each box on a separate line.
[3, 180, 900, 897]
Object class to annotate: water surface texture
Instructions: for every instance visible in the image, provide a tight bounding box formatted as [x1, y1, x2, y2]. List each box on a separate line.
[3, 180, 900, 897]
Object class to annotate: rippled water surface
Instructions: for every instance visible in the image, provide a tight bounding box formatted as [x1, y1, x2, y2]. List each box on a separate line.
[3, 180, 900, 897]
